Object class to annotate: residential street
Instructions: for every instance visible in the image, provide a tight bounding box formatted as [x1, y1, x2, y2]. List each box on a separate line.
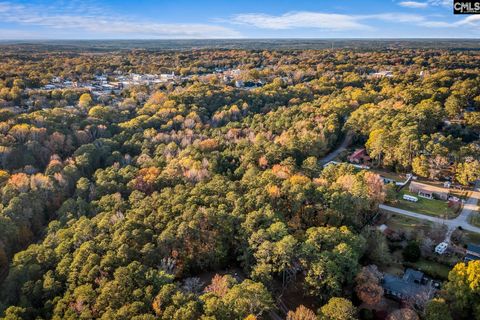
[380, 181, 480, 239]
[453, 181, 480, 230]
[320, 137, 480, 238]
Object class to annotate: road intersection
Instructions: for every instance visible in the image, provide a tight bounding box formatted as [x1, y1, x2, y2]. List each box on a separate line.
[380, 181, 480, 241]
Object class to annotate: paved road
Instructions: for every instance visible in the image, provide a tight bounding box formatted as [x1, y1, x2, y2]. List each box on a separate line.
[454, 181, 480, 229]
[320, 134, 480, 239]
[319, 132, 352, 165]
[380, 181, 480, 238]
[379, 204, 448, 225]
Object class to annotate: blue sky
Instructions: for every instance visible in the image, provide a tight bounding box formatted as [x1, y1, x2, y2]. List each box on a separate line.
[0, 0, 479, 39]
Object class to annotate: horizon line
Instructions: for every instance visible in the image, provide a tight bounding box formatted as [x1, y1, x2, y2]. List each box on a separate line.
[1, 38, 480, 42]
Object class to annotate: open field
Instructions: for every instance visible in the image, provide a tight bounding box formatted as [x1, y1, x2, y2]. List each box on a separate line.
[384, 213, 446, 240]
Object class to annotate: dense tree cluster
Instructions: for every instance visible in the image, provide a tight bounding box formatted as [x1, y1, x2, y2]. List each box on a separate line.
[0, 46, 478, 319]
[345, 69, 480, 182]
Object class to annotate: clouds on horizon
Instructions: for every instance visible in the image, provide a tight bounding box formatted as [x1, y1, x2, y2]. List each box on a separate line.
[0, 0, 478, 39]
[228, 11, 430, 31]
[229, 12, 370, 31]
[229, 10, 479, 33]
[399, 0, 451, 9]
[399, 1, 429, 9]
[0, 1, 241, 39]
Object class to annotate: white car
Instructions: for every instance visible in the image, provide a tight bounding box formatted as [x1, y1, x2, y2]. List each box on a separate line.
[435, 242, 448, 255]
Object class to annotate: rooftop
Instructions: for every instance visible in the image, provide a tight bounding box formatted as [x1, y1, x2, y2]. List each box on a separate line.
[467, 244, 480, 255]
[465, 254, 480, 262]
[382, 268, 435, 305]
[350, 148, 366, 158]
[409, 181, 449, 194]
[403, 268, 423, 283]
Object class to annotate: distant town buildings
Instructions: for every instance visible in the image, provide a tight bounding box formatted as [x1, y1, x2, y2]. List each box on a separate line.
[36, 72, 181, 96]
[160, 72, 176, 81]
[235, 80, 244, 88]
[35, 67, 265, 95]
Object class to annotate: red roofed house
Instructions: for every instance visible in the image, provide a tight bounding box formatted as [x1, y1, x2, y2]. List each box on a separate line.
[348, 149, 370, 164]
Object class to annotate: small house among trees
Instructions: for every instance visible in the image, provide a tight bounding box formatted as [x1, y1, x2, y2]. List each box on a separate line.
[382, 269, 436, 309]
[409, 181, 449, 200]
[348, 148, 370, 164]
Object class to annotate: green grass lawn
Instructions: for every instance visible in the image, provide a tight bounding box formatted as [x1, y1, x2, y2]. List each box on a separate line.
[463, 230, 480, 245]
[393, 189, 459, 219]
[406, 258, 451, 280]
[471, 213, 480, 228]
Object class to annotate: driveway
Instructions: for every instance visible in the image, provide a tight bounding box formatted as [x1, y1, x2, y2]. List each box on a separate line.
[453, 181, 480, 228]
[319, 132, 352, 165]
[380, 181, 480, 240]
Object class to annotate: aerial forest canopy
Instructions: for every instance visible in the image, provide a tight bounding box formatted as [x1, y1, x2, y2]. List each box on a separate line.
[0, 45, 479, 320]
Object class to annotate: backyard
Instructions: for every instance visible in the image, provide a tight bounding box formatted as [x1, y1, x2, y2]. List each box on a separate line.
[383, 215, 453, 280]
[464, 231, 480, 245]
[470, 212, 480, 228]
[370, 169, 408, 183]
[454, 229, 480, 246]
[405, 258, 451, 280]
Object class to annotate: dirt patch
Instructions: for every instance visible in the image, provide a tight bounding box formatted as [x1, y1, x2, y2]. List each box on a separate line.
[278, 278, 318, 312]
[191, 266, 247, 290]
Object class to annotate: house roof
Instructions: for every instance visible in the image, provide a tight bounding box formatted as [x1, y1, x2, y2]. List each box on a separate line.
[382, 273, 430, 301]
[349, 149, 367, 159]
[382, 268, 437, 307]
[465, 254, 480, 262]
[404, 268, 424, 283]
[409, 181, 449, 195]
[467, 244, 480, 255]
